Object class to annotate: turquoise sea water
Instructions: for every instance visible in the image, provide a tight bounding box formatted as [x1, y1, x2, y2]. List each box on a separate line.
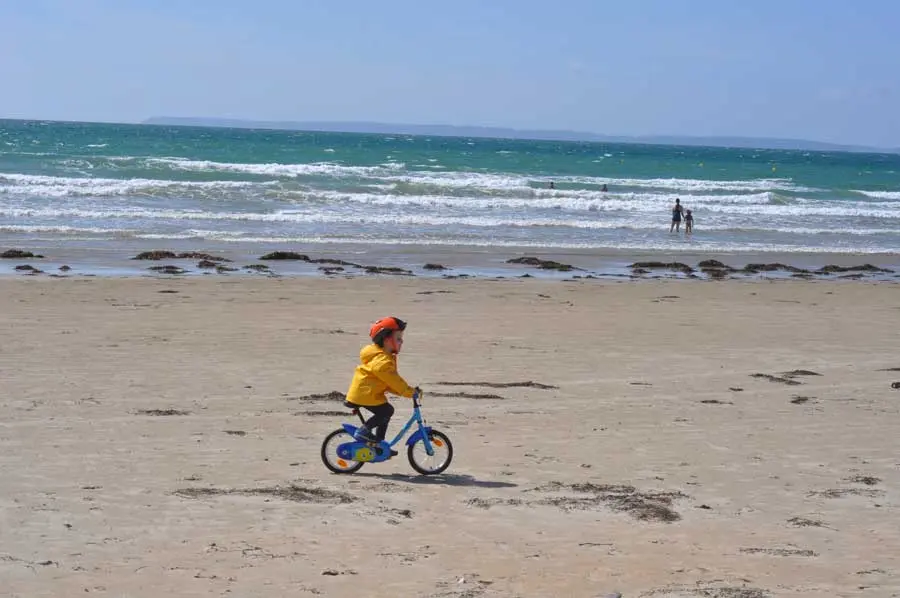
[1, 119, 899, 254]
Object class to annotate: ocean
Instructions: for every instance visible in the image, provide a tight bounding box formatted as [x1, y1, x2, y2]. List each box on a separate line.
[1, 119, 899, 258]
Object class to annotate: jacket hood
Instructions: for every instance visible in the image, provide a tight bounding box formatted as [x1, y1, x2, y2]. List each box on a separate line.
[360, 343, 387, 364]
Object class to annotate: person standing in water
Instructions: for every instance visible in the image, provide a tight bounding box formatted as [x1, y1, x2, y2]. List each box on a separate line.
[670, 198, 684, 233]
[684, 209, 694, 235]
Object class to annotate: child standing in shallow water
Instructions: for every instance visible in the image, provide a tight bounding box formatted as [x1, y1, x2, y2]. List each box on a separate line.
[684, 209, 694, 234]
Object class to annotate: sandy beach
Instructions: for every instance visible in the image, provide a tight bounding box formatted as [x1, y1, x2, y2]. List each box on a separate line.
[1, 275, 899, 597]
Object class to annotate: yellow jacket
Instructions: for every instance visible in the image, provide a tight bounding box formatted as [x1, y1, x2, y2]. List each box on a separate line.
[345, 344, 415, 407]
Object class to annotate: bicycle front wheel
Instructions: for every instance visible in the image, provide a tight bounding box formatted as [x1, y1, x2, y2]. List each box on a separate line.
[408, 430, 453, 475]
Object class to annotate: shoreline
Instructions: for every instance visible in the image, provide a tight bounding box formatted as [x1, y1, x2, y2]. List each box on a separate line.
[2, 240, 898, 282]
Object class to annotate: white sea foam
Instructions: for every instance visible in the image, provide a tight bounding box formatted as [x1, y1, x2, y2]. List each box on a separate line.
[288, 189, 900, 218]
[3, 170, 807, 210]
[0, 173, 274, 197]
[2, 151, 57, 156]
[2, 157, 898, 255]
[693, 202, 900, 219]
[853, 190, 900, 200]
[131, 157, 810, 193]
[544, 175, 809, 193]
[145, 157, 405, 178]
[391, 171, 810, 193]
[0, 224, 122, 235]
[303, 189, 779, 210]
[3, 172, 898, 221]
[121, 232, 898, 254]
[3, 219, 894, 253]
[3, 156, 816, 203]
[5, 205, 898, 232]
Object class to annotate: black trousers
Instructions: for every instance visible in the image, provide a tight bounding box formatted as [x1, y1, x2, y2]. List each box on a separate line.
[362, 402, 395, 441]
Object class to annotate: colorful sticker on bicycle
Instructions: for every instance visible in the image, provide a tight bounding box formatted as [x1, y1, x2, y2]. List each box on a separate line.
[353, 446, 376, 462]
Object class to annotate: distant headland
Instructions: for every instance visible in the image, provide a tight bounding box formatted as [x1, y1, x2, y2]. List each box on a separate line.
[142, 117, 898, 154]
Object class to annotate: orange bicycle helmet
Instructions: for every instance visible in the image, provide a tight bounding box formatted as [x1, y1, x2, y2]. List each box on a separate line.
[369, 316, 407, 345]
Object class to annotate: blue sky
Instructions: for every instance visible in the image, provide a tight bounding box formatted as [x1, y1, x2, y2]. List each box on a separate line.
[2, 0, 899, 147]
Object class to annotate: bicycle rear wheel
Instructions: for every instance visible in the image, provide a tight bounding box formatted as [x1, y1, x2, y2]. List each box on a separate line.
[321, 429, 364, 474]
[408, 430, 453, 475]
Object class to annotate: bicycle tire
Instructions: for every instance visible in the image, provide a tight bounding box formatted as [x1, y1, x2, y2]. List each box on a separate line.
[407, 430, 453, 475]
[321, 428, 365, 474]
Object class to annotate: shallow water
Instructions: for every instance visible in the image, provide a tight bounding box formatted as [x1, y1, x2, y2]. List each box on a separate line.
[2, 120, 899, 256]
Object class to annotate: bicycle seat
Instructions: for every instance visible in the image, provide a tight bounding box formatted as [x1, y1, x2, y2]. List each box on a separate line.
[343, 401, 359, 412]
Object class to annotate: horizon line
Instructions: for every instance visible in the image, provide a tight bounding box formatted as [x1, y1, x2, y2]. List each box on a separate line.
[2, 115, 898, 154]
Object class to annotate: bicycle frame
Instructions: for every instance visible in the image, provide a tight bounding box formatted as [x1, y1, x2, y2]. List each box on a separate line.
[346, 394, 435, 456]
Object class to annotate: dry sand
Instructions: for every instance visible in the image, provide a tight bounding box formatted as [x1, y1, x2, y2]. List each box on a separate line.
[1, 276, 898, 597]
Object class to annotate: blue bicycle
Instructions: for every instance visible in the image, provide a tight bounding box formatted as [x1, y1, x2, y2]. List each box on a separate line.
[320, 391, 453, 475]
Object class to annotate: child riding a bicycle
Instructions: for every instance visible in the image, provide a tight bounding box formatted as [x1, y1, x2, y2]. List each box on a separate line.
[345, 317, 419, 453]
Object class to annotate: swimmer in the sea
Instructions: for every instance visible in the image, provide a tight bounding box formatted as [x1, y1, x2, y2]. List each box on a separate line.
[684, 209, 693, 235]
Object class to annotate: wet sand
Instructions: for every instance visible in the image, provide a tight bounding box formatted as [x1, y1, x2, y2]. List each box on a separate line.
[1, 276, 898, 597]
[2, 240, 899, 281]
